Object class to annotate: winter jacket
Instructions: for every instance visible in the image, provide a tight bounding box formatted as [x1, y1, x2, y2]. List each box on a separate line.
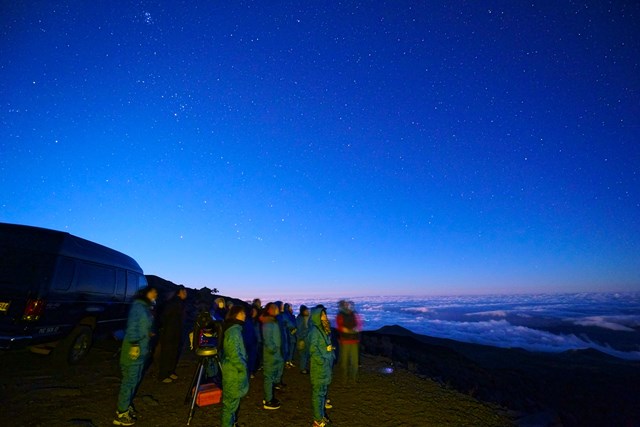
[242, 315, 258, 351]
[221, 322, 249, 398]
[160, 295, 185, 342]
[262, 316, 283, 368]
[275, 311, 289, 357]
[336, 309, 361, 344]
[296, 312, 310, 343]
[283, 307, 297, 336]
[309, 307, 334, 386]
[120, 298, 154, 365]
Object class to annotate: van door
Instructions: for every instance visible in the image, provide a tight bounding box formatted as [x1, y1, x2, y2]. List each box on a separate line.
[72, 262, 118, 334]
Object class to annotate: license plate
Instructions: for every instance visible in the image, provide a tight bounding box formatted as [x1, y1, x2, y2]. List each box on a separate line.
[0, 301, 9, 312]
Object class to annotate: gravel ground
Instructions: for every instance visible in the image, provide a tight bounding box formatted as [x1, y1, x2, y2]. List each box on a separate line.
[0, 338, 511, 427]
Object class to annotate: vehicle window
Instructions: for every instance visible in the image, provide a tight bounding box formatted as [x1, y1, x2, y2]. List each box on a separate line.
[76, 263, 115, 295]
[138, 274, 148, 289]
[0, 246, 55, 292]
[116, 269, 126, 296]
[126, 272, 139, 297]
[53, 257, 75, 291]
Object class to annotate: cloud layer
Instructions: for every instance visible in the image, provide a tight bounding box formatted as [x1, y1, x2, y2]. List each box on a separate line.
[288, 292, 640, 360]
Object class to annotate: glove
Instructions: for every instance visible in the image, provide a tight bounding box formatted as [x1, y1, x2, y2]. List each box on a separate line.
[128, 345, 141, 360]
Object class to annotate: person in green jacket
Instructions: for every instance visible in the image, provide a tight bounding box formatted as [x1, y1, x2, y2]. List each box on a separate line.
[309, 306, 335, 427]
[221, 305, 250, 427]
[113, 286, 158, 426]
[260, 302, 284, 409]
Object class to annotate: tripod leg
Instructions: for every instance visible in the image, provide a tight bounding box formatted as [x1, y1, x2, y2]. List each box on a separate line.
[216, 355, 222, 373]
[187, 360, 205, 425]
[184, 358, 203, 404]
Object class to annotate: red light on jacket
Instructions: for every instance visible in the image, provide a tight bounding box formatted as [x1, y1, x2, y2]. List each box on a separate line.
[23, 299, 46, 321]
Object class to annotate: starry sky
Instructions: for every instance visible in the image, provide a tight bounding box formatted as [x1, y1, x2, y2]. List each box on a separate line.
[1, 1, 639, 299]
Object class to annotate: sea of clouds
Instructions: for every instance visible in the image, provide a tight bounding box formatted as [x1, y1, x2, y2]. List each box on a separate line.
[287, 292, 640, 360]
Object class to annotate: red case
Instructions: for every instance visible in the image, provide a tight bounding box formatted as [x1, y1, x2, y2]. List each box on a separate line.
[194, 383, 222, 406]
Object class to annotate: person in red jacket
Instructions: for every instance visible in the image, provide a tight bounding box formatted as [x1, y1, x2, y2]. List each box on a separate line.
[336, 300, 361, 383]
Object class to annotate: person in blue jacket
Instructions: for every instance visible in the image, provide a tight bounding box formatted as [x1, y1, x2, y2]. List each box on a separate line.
[113, 286, 158, 426]
[221, 305, 250, 427]
[260, 302, 284, 409]
[283, 303, 298, 367]
[296, 305, 311, 374]
[309, 306, 335, 427]
[211, 297, 227, 321]
[241, 305, 259, 378]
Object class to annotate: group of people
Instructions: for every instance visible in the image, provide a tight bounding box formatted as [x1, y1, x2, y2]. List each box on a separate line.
[112, 285, 362, 427]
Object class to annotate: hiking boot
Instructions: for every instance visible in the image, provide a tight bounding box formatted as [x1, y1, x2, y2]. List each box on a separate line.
[324, 400, 333, 409]
[113, 410, 135, 426]
[312, 420, 326, 427]
[127, 406, 138, 420]
[263, 399, 281, 410]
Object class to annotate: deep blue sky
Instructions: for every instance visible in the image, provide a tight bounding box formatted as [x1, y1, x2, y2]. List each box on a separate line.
[1, 1, 639, 298]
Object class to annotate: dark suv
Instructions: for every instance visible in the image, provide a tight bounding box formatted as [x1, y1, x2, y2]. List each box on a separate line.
[0, 222, 148, 363]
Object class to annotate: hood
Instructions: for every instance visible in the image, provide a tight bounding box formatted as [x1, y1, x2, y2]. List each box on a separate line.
[259, 313, 276, 323]
[133, 297, 150, 306]
[310, 306, 325, 329]
[260, 302, 278, 323]
[222, 318, 244, 333]
[338, 299, 351, 314]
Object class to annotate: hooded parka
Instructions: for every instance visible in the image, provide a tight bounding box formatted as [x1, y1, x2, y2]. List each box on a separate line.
[261, 308, 284, 401]
[117, 296, 155, 413]
[308, 307, 335, 422]
[221, 321, 249, 426]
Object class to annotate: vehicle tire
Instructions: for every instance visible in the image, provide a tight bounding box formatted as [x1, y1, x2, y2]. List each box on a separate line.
[54, 325, 93, 365]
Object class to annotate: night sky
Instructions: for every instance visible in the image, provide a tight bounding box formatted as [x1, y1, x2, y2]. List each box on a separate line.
[1, 1, 638, 299]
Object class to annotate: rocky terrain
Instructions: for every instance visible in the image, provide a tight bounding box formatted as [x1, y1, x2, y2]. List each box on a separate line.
[0, 338, 509, 427]
[362, 325, 640, 426]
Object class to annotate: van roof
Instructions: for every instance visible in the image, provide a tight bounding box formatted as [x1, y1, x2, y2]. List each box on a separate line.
[0, 222, 144, 273]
